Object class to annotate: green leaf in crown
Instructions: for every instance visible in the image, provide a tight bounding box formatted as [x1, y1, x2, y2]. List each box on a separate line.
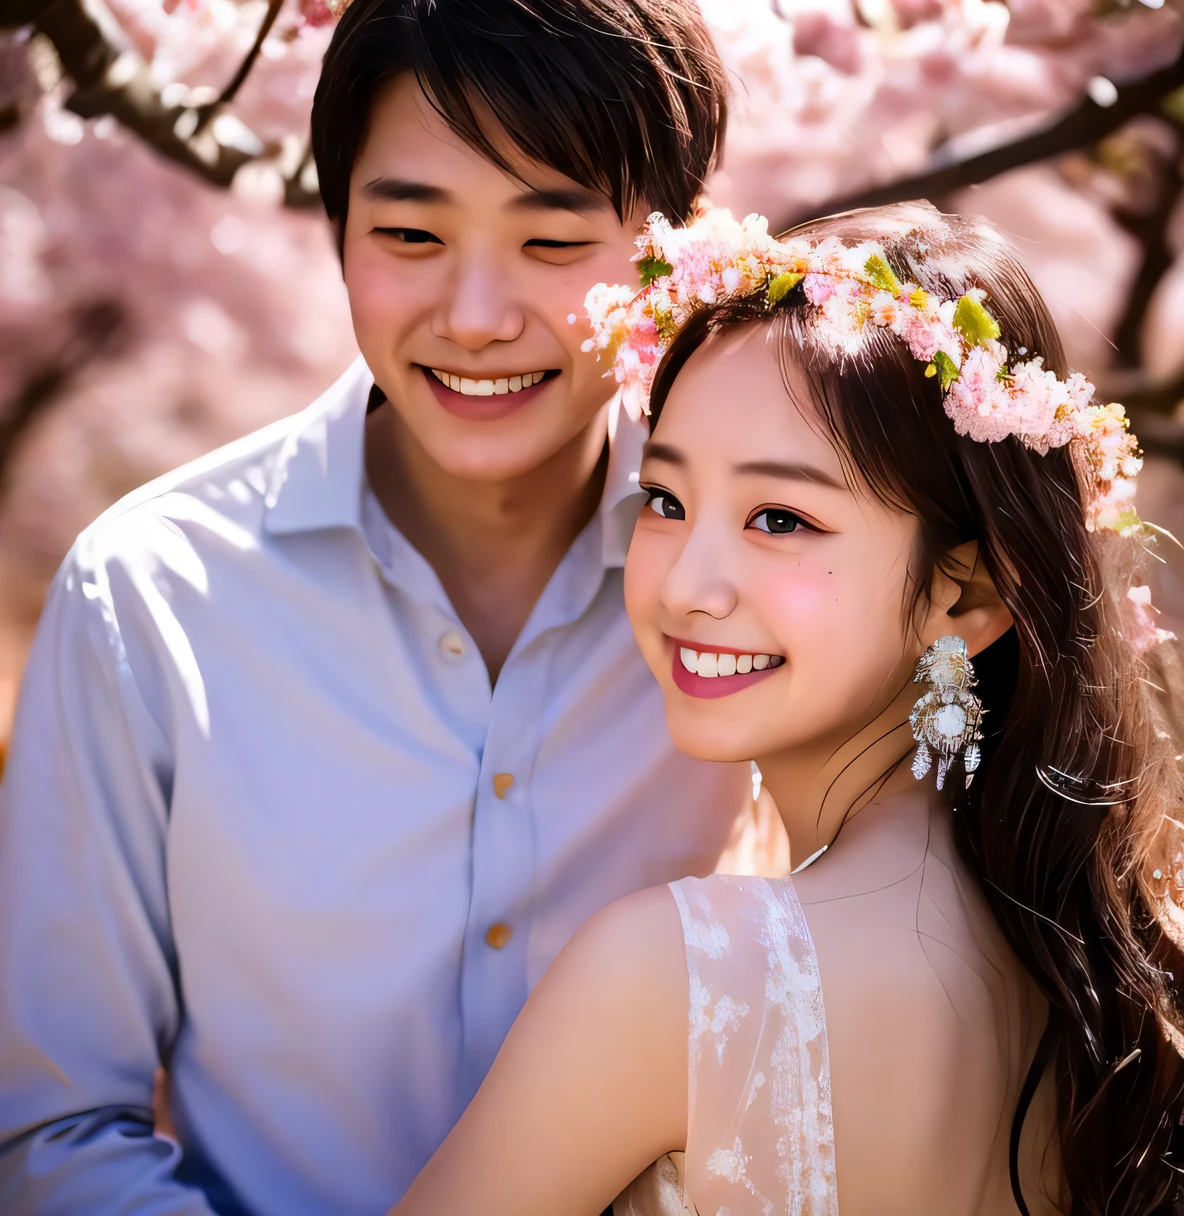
[638, 255, 673, 288]
[864, 254, 902, 297]
[767, 271, 804, 306]
[952, 294, 1002, 347]
[926, 350, 960, 390]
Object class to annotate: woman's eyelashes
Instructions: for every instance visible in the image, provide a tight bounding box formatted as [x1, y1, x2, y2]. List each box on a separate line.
[643, 488, 686, 520]
[642, 491, 818, 534]
[747, 507, 814, 535]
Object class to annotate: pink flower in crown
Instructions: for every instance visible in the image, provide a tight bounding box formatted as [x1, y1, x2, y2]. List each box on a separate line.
[899, 307, 941, 362]
[897, 294, 963, 368]
[869, 290, 900, 328]
[1002, 358, 1064, 450]
[944, 345, 1016, 442]
[1078, 402, 1140, 483]
[815, 277, 870, 353]
[1052, 372, 1096, 449]
[1000, 361, 1094, 452]
[803, 274, 836, 306]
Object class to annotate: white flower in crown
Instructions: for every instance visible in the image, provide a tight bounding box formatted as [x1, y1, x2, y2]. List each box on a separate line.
[582, 206, 1143, 537]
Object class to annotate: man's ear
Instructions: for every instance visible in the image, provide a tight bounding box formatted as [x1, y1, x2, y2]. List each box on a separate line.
[922, 540, 1014, 659]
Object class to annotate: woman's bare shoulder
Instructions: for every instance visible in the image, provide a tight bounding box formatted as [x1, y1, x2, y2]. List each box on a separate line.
[544, 884, 691, 1041]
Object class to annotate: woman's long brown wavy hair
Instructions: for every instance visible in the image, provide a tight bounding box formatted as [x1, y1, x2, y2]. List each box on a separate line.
[647, 202, 1184, 1214]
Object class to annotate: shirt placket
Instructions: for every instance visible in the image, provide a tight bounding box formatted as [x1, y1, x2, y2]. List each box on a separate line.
[458, 635, 549, 1100]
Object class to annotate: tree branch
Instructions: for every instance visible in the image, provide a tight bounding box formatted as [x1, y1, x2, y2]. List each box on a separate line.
[1132, 397, 1184, 462]
[0, 298, 129, 496]
[776, 49, 1184, 230]
[1111, 139, 1182, 368]
[194, 0, 284, 135]
[1, 0, 321, 208]
[1122, 371, 1184, 419]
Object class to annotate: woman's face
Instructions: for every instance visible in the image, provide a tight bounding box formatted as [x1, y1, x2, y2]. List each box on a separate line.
[625, 321, 926, 766]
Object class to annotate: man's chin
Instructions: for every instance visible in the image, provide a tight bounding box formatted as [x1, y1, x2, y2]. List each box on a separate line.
[407, 423, 583, 485]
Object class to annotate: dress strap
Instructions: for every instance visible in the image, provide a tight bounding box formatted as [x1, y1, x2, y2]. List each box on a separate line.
[670, 874, 838, 1215]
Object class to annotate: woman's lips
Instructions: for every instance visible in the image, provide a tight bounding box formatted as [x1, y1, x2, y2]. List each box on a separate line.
[669, 641, 783, 700]
[421, 365, 553, 422]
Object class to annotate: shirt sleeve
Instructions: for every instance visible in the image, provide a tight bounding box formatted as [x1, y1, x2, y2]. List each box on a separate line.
[0, 535, 216, 1215]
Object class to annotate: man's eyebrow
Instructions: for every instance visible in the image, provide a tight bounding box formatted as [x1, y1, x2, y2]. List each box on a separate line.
[733, 460, 847, 490]
[642, 442, 685, 466]
[509, 186, 610, 214]
[362, 178, 452, 204]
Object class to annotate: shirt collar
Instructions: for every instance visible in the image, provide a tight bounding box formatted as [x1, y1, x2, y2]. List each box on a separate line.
[599, 394, 647, 568]
[264, 355, 372, 536]
[264, 356, 646, 569]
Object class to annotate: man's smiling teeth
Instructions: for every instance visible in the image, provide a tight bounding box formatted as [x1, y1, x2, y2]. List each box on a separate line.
[429, 368, 547, 396]
[679, 648, 785, 678]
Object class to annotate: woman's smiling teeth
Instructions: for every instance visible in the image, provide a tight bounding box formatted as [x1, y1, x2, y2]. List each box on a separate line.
[679, 647, 785, 678]
[429, 368, 548, 396]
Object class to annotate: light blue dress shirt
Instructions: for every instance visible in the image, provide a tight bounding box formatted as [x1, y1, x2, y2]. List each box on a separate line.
[0, 359, 750, 1216]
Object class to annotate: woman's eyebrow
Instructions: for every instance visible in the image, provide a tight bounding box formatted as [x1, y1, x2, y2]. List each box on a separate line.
[733, 460, 847, 490]
[641, 442, 685, 465]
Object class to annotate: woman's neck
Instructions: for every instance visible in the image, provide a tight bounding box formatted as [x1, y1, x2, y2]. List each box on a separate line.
[756, 675, 924, 871]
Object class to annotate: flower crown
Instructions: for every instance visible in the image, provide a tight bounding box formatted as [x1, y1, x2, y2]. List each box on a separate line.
[583, 207, 1141, 535]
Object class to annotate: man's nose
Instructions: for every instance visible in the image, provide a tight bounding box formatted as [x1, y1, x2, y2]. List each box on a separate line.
[434, 256, 525, 350]
[660, 522, 739, 623]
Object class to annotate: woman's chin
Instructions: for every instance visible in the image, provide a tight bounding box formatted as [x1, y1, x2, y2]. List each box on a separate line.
[664, 709, 765, 765]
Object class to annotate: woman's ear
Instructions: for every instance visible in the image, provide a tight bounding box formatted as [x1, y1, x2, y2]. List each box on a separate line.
[922, 541, 1014, 659]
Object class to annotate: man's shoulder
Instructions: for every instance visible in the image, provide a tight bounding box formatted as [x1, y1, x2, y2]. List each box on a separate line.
[69, 356, 372, 586]
[72, 410, 300, 575]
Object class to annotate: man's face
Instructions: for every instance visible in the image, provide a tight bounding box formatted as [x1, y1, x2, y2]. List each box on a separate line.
[343, 75, 645, 481]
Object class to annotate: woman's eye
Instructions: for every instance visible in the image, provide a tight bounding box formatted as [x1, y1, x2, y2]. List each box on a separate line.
[749, 508, 805, 534]
[645, 490, 685, 520]
[375, 228, 443, 245]
[523, 239, 591, 249]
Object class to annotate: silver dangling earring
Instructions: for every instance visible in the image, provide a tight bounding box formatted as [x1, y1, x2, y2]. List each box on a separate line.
[909, 635, 986, 791]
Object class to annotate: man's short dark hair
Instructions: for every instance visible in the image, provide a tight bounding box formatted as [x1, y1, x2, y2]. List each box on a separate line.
[311, 0, 728, 238]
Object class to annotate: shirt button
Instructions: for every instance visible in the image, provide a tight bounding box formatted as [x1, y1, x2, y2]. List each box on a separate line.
[492, 773, 514, 799]
[438, 630, 466, 663]
[485, 923, 513, 949]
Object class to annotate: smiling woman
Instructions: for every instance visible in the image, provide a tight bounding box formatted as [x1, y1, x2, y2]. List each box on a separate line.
[623, 203, 1184, 1213]
[383, 202, 1184, 1216]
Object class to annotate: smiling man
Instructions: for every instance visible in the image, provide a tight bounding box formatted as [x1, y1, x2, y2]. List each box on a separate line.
[0, 3, 755, 1215]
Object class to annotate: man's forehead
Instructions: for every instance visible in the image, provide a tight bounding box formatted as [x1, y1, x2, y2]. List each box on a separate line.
[357, 74, 616, 215]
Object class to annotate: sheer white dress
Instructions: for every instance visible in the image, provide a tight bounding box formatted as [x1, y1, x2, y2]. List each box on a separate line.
[614, 874, 838, 1216]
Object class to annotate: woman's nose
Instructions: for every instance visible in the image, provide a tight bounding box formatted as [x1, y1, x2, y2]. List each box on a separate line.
[660, 523, 739, 623]
[434, 256, 525, 350]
